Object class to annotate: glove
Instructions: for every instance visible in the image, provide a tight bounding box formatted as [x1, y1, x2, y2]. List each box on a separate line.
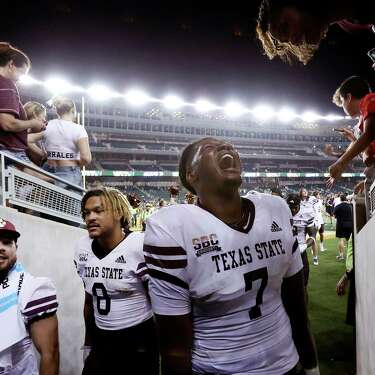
[81, 346, 91, 363]
[304, 367, 320, 375]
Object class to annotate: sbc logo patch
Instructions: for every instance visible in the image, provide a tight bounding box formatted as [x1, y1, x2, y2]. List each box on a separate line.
[192, 234, 221, 257]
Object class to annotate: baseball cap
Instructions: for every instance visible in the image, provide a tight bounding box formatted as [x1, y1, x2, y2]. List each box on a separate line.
[0, 218, 21, 239]
[286, 194, 301, 206]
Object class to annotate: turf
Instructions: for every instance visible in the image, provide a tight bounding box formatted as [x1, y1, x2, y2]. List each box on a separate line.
[307, 234, 356, 375]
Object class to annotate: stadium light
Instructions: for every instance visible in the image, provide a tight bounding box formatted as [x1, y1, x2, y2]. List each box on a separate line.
[19, 75, 42, 86]
[277, 107, 297, 122]
[252, 105, 275, 121]
[163, 94, 184, 109]
[125, 89, 151, 106]
[44, 77, 78, 95]
[324, 113, 345, 121]
[301, 111, 320, 123]
[224, 101, 247, 118]
[195, 99, 217, 113]
[88, 84, 116, 101]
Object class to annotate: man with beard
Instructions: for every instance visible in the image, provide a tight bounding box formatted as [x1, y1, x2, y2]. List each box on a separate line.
[74, 188, 159, 375]
[144, 137, 319, 374]
[0, 218, 59, 375]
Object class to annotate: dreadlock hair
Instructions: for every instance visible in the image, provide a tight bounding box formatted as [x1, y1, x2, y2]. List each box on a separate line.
[179, 137, 214, 195]
[256, 0, 327, 65]
[332, 76, 371, 107]
[81, 187, 132, 233]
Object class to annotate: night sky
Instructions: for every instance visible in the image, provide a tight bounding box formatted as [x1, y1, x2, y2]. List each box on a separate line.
[2, 1, 375, 114]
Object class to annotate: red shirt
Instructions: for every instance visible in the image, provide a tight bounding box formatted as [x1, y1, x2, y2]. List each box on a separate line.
[358, 93, 375, 159]
[0, 75, 28, 151]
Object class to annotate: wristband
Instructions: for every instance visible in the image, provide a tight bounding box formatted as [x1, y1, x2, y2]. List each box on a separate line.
[81, 345, 91, 363]
[304, 367, 320, 375]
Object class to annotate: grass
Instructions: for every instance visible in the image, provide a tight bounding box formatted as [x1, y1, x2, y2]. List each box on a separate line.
[307, 234, 356, 375]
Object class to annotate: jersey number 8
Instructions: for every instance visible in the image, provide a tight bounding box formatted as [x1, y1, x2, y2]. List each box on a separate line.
[92, 282, 111, 315]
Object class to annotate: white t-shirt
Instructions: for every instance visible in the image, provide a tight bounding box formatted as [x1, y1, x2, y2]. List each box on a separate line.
[74, 232, 152, 330]
[313, 199, 324, 226]
[144, 191, 302, 375]
[43, 119, 88, 161]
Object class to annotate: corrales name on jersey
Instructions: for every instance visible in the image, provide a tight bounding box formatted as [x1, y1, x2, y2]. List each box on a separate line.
[211, 239, 285, 273]
[84, 266, 123, 280]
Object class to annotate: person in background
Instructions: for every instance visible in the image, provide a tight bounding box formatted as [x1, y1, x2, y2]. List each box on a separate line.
[0, 42, 46, 163]
[185, 192, 195, 204]
[0, 218, 59, 375]
[24, 101, 47, 167]
[328, 76, 375, 219]
[287, 194, 316, 287]
[75, 188, 159, 375]
[256, 0, 374, 65]
[300, 188, 319, 265]
[28, 96, 91, 188]
[333, 194, 353, 261]
[312, 191, 326, 252]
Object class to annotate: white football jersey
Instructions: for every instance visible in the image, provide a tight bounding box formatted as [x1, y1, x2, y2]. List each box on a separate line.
[0, 263, 58, 371]
[300, 197, 318, 228]
[313, 199, 324, 226]
[74, 232, 152, 330]
[144, 192, 302, 375]
[292, 210, 314, 253]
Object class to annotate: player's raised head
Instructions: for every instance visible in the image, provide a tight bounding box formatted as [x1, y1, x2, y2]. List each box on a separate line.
[179, 137, 242, 197]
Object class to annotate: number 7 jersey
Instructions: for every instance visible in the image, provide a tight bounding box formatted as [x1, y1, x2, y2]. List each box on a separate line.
[144, 192, 302, 375]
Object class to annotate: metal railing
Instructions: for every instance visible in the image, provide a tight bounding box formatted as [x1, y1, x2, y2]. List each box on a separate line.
[0, 152, 85, 224]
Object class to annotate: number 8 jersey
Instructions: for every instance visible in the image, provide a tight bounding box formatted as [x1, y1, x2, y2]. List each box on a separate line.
[74, 232, 152, 330]
[144, 192, 303, 375]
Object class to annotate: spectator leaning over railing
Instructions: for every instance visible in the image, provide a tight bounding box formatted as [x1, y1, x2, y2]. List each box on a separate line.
[0, 42, 46, 162]
[28, 96, 91, 188]
[328, 76, 375, 218]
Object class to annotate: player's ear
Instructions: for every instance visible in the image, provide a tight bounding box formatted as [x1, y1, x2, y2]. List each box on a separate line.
[186, 165, 198, 190]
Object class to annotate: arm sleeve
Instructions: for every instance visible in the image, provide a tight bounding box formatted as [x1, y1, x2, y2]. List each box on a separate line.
[77, 126, 88, 140]
[0, 82, 20, 118]
[144, 217, 191, 315]
[21, 277, 58, 324]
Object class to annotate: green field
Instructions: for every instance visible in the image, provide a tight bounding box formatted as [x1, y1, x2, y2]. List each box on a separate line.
[307, 235, 356, 375]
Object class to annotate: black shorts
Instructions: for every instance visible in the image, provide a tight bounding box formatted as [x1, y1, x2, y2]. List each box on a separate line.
[336, 228, 352, 240]
[82, 318, 159, 375]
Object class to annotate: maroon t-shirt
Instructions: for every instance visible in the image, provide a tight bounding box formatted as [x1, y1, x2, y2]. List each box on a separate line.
[0, 75, 28, 151]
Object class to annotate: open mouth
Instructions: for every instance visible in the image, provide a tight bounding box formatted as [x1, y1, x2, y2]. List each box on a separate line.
[218, 153, 236, 170]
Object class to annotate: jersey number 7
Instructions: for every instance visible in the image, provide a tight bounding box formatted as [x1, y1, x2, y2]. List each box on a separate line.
[243, 267, 268, 320]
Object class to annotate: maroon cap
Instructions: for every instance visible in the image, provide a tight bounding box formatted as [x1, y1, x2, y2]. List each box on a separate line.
[0, 218, 20, 239]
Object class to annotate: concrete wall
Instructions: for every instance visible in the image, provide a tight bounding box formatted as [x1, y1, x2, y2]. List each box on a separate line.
[355, 214, 375, 374]
[0, 207, 85, 375]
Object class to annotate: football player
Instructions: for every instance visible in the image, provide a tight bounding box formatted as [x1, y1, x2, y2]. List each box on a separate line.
[287, 194, 316, 286]
[144, 138, 319, 375]
[299, 188, 319, 265]
[74, 188, 159, 375]
[0, 218, 59, 375]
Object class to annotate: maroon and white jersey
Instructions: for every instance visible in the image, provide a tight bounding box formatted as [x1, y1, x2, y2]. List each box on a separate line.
[74, 232, 152, 330]
[0, 263, 58, 372]
[144, 191, 302, 375]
